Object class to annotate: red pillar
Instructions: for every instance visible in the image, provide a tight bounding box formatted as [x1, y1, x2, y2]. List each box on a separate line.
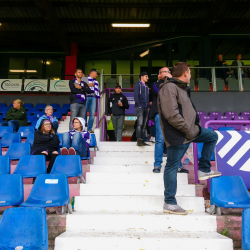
[65, 42, 78, 80]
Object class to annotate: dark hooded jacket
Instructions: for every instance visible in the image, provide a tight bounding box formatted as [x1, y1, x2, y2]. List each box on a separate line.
[5, 106, 28, 127]
[157, 77, 200, 147]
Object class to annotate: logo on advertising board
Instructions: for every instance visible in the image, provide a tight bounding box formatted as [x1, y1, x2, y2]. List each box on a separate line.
[0, 79, 22, 91]
[24, 80, 47, 92]
[50, 80, 70, 92]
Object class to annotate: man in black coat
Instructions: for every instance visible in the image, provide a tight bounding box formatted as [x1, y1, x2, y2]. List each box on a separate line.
[69, 68, 93, 130]
[108, 85, 129, 141]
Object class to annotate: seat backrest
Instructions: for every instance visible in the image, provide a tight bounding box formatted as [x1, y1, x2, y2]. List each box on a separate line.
[210, 176, 250, 205]
[105, 78, 117, 88]
[0, 207, 48, 249]
[50, 103, 60, 110]
[197, 111, 206, 117]
[51, 155, 82, 177]
[243, 78, 250, 91]
[228, 78, 239, 91]
[14, 155, 46, 177]
[241, 112, 250, 119]
[89, 133, 97, 147]
[225, 111, 237, 117]
[0, 127, 12, 138]
[0, 107, 9, 113]
[219, 127, 235, 131]
[53, 112, 62, 119]
[197, 78, 210, 91]
[26, 174, 70, 204]
[0, 103, 7, 108]
[209, 111, 222, 119]
[1, 132, 21, 147]
[240, 125, 250, 131]
[200, 116, 211, 127]
[23, 103, 33, 109]
[0, 156, 10, 174]
[6, 143, 30, 160]
[122, 78, 131, 89]
[62, 104, 70, 110]
[28, 107, 39, 113]
[242, 208, 250, 249]
[216, 78, 226, 91]
[0, 174, 24, 206]
[18, 126, 35, 138]
[25, 133, 34, 146]
[35, 103, 46, 110]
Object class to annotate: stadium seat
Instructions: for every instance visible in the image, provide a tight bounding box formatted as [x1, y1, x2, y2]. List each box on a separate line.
[51, 155, 85, 183]
[212, 116, 229, 130]
[21, 174, 72, 214]
[0, 107, 9, 114]
[1, 132, 21, 147]
[0, 207, 48, 250]
[122, 78, 131, 88]
[35, 103, 46, 111]
[18, 126, 35, 138]
[57, 133, 63, 147]
[8, 104, 13, 108]
[218, 127, 235, 131]
[5, 143, 30, 160]
[210, 176, 250, 216]
[197, 142, 215, 161]
[197, 111, 206, 117]
[0, 174, 24, 206]
[243, 78, 250, 91]
[242, 208, 250, 250]
[50, 103, 60, 111]
[25, 132, 34, 146]
[1, 111, 7, 119]
[35, 111, 45, 118]
[53, 111, 62, 120]
[27, 115, 38, 124]
[241, 112, 250, 120]
[225, 111, 238, 119]
[200, 116, 212, 127]
[240, 126, 250, 131]
[14, 155, 46, 178]
[106, 78, 117, 88]
[0, 103, 7, 108]
[216, 78, 226, 91]
[209, 111, 222, 119]
[62, 104, 70, 111]
[0, 126, 13, 138]
[232, 116, 248, 130]
[89, 133, 97, 151]
[0, 143, 1, 156]
[228, 78, 239, 91]
[197, 78, 210, 91]
[81, 148, 93, 164]
[0, 115, 2, 122]
[189, 79, 195, 91]
[0, 156, 10, 174]
[23, 103, 33, 109]
[57, 107, 68, 115]
[28, 107, 39, 114]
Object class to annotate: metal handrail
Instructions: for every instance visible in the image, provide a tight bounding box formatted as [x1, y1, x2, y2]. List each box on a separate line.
[96, 89, 106, 128]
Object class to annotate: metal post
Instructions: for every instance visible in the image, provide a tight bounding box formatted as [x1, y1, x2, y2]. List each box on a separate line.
[193, 143, 200, 184]
[211, 68, 217, 92]
[238, 67, 243, 91]
[100, 69, 104, 92]
[96, 98, 100, 128]
[119, 75, 122, 87]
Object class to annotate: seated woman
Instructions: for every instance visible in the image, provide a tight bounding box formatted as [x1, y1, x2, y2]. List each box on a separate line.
[31, 119, 60, 173]
[0, 99, 28, 132]
[35, 105, 58, 133]
[61, 117, 90, 157]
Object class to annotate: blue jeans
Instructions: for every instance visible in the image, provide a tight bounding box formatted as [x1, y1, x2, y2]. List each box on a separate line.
[62, 132, 88, 158]
[69, 103, 86, 130]
[164, 127, 218, 205]
[84, 96, 96, 131]
[0, 120, 19, 132]
[150, 124, 156, 137]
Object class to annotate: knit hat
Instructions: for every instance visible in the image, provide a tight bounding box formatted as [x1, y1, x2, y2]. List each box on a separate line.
[139, 72, 148, 78]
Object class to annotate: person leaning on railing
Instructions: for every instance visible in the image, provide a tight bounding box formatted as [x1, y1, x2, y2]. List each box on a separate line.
[0, 99, 28, 132]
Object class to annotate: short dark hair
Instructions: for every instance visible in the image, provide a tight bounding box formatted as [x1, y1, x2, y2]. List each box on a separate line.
[75, 68, 82, 73]
[172, 62, 191, 77]
[236, 54, 241, 58]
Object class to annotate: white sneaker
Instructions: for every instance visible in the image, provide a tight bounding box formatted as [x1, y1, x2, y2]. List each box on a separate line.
[150, 137, 155, 142]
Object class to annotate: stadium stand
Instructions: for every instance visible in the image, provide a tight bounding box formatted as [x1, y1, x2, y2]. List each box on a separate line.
[0, 156, 10, 174]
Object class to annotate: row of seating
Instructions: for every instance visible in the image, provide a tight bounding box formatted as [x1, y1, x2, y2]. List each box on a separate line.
[0, 103, 70, 111]
[198, 111, 250, 119]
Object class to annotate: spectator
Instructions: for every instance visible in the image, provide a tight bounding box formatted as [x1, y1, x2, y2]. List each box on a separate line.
[107, 119, 116, 141]
[35, 105, 58, 133]
[134, 72, 150, 146]
[61, 117, 90, 157]
[108, 85, 129, 141]
[215, 54, 230, 79]
[0, 99, 28, 132]
[232, 54, 245, 79]
[31, 119, 60, 173]
[82, 69, 100, 133]
[158, 62, 221, 215]
[69, 68, 93, 130]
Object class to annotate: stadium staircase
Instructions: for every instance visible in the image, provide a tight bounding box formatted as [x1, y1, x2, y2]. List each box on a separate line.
[54, 141, 233, 250]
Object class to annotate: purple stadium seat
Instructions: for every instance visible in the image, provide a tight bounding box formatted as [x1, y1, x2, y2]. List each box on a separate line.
[241, 112, 250, 120]
[225, 111, 238, 119]
[197, 111, 206, 117]
[212, 116, 230, 130]
[208, 112, 222, 120]
[231, 116, 248, 130]
[240, 125, 250, 131]
[200, 116, 212, 127]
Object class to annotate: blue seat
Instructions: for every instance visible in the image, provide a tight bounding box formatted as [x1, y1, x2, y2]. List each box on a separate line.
[18, 126, 35, 138]
[0, 174, 24, 206]
[62, 104, 70, 111]
[57, 133, 63, 147]
[25, 132, 34, 146]
[0, 156, 10, 174]
[81, 148, 93, 164]
[31, 120, 37, 128]
[1, 111, 7, 119]
[0, 115, 2, 122]
[1, 132, 21, 147]
[0, 126, 13, 138]
[0, 207, 48, 250]
[23, 103, 33, 109]
[27, 115, 38, 124]
[57, 107, 68, 115]
[21, 174, 71, 213]
[28, 107, 39, 114]
[51, 155, 85, 183]
[89, 133, 97, 151]
[197, 143, 215, 161]
[14, 155, 47, 178]
[0, 143, 1, 156]
[0, 107, 9, 114]
[8, 104, 13, 108]
[242, 208, 250, 250]
[5, 143, 30, 160]
[53, 111, 62, 120]
[50, 103, 60, 111]
[0, 103, 7, 108]
[35, 103, 46, 111]
[211, 176, 250, 211]
[35, 111, 45, 118]
[218, 127, 235, 131]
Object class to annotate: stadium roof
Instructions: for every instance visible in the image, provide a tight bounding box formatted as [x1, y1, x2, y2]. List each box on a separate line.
[0, 0, 250, 55]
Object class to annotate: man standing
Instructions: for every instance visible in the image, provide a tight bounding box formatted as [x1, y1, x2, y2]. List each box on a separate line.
[134, 72, 150, 146]
[108, 85, 129, 141]
[215, 54, 230, 79]
[158, 62, 221, 215]
[69, 68, 92, 130]
[232, 54, 245, 79]
[82, 69, 100, 133]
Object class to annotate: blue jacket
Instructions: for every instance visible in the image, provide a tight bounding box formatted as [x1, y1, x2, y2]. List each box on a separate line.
[134, 81, 150, 109]
[35, 115, 58, 130]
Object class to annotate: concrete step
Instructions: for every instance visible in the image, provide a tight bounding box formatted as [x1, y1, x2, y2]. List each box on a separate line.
[96, 151, 155, 157]
[55, 231, 233, 250]
[93, 157, 164, 165]
[74, 195, 205, 213]
[86, 172, 188, 185]
[98, 141, 154, 146]
[98, 145, 154, 152]
[66, 212, 216, 232]
[90, 165, 156, 173]
[80, 183, 195, 196]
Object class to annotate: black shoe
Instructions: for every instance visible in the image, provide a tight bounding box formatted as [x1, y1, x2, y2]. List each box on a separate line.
[178, 167, 189, 173]
[142, 141, 151, 146]
[137, 139, 144, 146]
[152, 167, 161, 173]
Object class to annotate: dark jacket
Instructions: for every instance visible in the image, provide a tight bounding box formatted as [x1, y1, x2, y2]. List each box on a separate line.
[231, 60, 245, 76]
[5, 106, 28, 127]
[108, 92, 129, 116]
[134, 81, 150, 109]
[31, 130, 60, 154]
[149, 79, 164, 120]
[69, 79, 93, 104]
[157, 77, 201, 147]
[215, 60, 229, 77]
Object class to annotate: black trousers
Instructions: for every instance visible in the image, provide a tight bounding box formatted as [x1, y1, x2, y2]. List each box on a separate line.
[32, 149, 58, 173]
[135, 107, 149, 140]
